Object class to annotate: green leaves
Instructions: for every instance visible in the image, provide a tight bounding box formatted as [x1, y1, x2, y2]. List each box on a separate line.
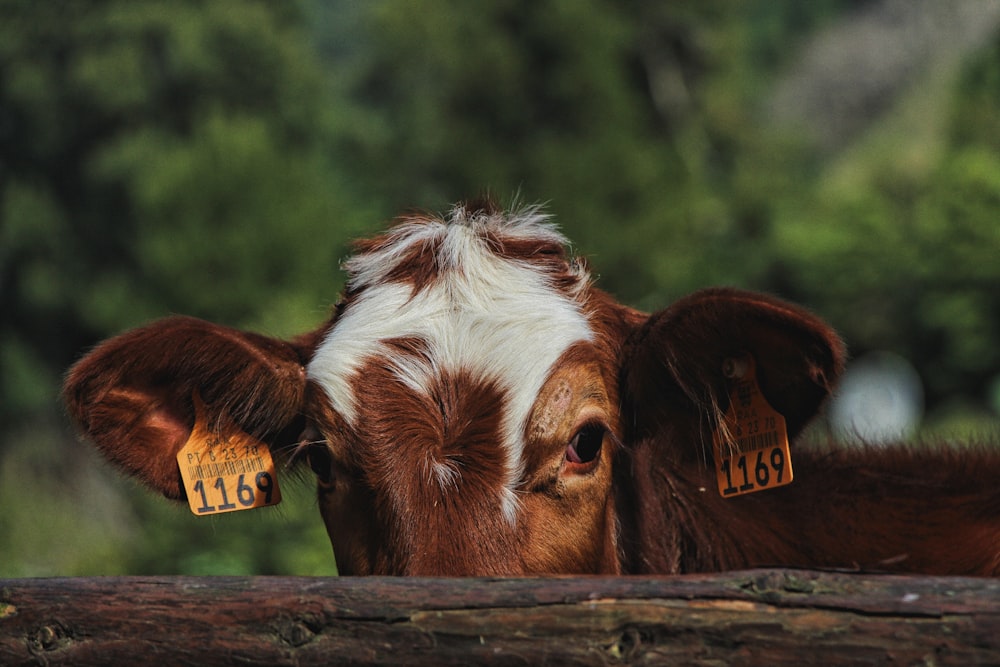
[3, 0, 1000, 575]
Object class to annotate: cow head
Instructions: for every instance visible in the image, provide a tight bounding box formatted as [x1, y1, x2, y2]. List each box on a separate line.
[64, 201, 844, 575]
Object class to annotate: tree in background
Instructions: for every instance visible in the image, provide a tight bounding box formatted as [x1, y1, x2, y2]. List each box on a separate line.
[772, 21, 1000, 428]
[0, 0, 360, 575]
[0, 0, 365, 431]
[2, 0, 999, 576]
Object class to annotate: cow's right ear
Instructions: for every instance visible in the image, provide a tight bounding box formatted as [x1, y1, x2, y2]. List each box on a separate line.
[620, 288, 845, 456]
[63, 316, 317, 500]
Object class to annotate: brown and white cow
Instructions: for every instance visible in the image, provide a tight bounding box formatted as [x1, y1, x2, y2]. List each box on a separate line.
[64, 201, 1000, 576]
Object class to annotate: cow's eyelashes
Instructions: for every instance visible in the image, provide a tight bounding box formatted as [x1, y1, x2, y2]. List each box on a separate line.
[565, 423, 605, 469]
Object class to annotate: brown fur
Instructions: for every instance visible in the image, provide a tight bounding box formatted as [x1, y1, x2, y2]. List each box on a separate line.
[63, 203, 1000, 576]
[624, 441, 1000, 575]
[350, 362, 514, 575]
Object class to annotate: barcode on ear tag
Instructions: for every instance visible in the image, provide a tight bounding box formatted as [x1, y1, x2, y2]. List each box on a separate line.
[712, 356, 793, 498]
[176, 396, 282, 516]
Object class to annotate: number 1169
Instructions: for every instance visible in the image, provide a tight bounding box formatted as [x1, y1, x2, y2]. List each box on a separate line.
[720, 447, 787, 496]
[192, 472, 276, 513]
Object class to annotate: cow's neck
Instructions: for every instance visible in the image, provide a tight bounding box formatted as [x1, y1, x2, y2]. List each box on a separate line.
[622, 440, 1000, 576]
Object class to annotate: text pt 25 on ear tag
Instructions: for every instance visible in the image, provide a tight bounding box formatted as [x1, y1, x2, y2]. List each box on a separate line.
[176, 396, 282, 516]
[712, 355, 793, 498]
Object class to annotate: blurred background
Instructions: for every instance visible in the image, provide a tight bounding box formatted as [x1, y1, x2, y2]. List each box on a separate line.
[2, 0, 999, 576]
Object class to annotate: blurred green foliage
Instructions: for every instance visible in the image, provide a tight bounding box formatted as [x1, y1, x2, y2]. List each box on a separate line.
[1, 0, 998, 576]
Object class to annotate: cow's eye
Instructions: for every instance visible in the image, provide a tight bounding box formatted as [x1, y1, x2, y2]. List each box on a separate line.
[565, 423, 605, 469]
[307, 442, 334, 487]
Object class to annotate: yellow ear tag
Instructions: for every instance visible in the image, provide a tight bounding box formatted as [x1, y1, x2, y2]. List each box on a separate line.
[712, 356, 793, 498]
[176, 395, 282, 515]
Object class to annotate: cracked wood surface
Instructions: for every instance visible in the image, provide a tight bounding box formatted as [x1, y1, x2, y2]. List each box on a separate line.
[2, 569, 1000, 665]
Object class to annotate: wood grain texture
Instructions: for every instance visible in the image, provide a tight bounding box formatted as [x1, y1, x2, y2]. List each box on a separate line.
[2, 569, 999, 665]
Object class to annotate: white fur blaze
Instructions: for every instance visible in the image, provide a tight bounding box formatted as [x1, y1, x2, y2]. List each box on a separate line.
[307, 205, 593, 524]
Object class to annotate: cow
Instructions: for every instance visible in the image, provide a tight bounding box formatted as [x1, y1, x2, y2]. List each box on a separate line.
[64, 200, 1000, 576]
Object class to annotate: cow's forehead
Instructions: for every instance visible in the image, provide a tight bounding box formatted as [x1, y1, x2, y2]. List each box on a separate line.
[306, 206, 594, 521]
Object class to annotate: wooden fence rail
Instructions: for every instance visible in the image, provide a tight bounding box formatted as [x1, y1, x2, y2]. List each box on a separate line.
[2, 569, 1000, 666]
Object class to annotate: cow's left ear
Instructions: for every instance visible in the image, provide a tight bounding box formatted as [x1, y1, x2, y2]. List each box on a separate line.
[63, 316, 319, 500]
[621, 288, 845, 452]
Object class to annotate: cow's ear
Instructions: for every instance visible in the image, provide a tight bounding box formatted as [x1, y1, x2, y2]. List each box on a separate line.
[63, 316, 316, 500]
[621, 288, 845, 453]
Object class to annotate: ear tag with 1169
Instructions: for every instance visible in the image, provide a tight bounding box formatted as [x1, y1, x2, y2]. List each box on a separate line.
[712, 355, 793, 497]
[176, 395, 282, 515]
